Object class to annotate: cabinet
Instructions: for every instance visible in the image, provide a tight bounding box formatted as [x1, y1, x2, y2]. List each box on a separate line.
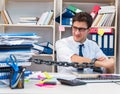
[0, 0, 56, 72]
[57, 0, 118, 73]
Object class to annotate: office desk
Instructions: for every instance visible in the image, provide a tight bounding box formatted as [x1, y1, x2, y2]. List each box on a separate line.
[0, 74, 120, 94]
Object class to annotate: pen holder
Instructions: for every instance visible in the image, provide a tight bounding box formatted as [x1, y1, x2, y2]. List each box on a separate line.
[10, 67, 24, 89]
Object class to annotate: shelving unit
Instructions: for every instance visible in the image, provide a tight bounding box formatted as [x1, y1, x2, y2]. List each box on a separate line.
[57, 0, 118, 73]
[0, 0, 118, 73]
[0, 0, 56, 72]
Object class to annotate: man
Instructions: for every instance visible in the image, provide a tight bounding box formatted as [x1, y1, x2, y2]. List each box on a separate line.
[55, 12, 114, 74]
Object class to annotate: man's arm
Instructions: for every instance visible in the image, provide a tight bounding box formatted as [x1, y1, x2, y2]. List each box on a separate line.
[71, 54, 115, 73]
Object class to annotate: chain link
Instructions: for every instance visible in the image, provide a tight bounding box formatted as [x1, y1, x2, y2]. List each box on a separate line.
[29, 58, 95, 69]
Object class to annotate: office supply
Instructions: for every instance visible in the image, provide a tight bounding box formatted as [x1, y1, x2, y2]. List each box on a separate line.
[108, 34, 114, 56]
[0, 44, 33, 50]
[43, 10, 54, 25]
[67, 5, 83, 13]
[59, 25, 65, 32]
[75, 73, 120, 83]
[1, 74, 120, 94]
[6, 54, 19, 72]
[39, 42, 53, 49]
[1, 10, 9, 24]
[55, 8, 75, 24]
[33, 43, 53, 54]
[91, 33, 114, 56]
[102, 34, 108, 55]
[62, 17, 72, 25]
[89, 28, 113, 34]
[98, 5, 115, 14]
[3, 9, 12, 24]
[90, 5, 100, 19]
[10, 67, 25, 89]
[57, 78, 86, 86]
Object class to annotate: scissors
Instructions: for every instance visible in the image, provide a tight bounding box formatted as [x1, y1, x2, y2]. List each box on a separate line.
[6, 54, 19, 72]
[6, 54, 20, 88]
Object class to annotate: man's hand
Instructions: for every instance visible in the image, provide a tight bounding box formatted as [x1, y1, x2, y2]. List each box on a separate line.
[97, 56, 106, 61]
[95, 57, 115, 73]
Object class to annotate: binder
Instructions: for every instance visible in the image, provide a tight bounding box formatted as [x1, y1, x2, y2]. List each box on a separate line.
[0, 44, 33, 50]
[33, 43, 53, 54]
[90, 5, 101, 19]
[102, 35, 109, 55]
[97, 35, 102, 48]
[91, 34, 114, 56]
[39, 42, 53, 49]
[91, 34, 97, 42]
[108, 34, 114, 56]
[62, 17, 72, 25]
[67, 5, 83, 13]
[89, 28, 113, 34]
[43, 10, 54, 25]
[56, 8, 75, 24]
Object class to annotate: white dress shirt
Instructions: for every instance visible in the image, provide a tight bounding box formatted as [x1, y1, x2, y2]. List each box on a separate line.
[55, 36, 107, 74]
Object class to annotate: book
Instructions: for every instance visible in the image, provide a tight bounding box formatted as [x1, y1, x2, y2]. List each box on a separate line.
[19, 17, 39, 21]
[44, 10, 54, 25]
[37, 11, 49, 25]
[98, 5, 115, 14]
[1, 10, 9, 24]
[91, 14, 103, 27]
[3, 10, 12, 24]
[90, 5, 100, 19]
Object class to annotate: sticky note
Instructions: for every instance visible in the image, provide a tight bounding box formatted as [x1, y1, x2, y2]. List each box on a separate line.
[43, 72, 52, 79]
[59, 25, 65, 32]
[98, 29, 104, 36]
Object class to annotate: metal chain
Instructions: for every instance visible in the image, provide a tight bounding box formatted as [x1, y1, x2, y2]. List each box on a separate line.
[29, 58, 95, 69]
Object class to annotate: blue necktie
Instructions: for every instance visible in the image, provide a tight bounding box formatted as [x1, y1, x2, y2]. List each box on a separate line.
[77, 44, 84, 71]
[79, 44, 84, 56]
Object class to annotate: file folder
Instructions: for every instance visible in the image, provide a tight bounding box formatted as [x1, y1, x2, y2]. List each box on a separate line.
[62, 17, 72, 25]
[89, 28, 113, 34]
[67, 5, 83, 13]
[56, 8, 74, 24]
[90, 5, 101, 19]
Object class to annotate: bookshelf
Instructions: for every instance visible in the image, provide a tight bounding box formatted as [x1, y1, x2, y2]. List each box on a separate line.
[56, 0, 118, 73]
[0, 0, 56, 72]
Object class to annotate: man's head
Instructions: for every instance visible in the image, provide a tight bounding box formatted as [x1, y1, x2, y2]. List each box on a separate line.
[72, 12, 93, 43]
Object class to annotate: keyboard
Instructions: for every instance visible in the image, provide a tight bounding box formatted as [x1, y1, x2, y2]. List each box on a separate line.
[72, 72, 120, 83]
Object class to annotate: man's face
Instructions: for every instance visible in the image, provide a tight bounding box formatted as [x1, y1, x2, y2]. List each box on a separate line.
[72, 21, 89, 43]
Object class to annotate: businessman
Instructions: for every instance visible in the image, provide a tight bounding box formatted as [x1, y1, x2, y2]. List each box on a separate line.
[55, 12, 114, 74]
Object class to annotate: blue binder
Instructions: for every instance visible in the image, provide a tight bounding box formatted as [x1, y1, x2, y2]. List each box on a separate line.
[33, 43, 53, 54]
[108, 34, 114, 56]
[56, 8, 75, 24]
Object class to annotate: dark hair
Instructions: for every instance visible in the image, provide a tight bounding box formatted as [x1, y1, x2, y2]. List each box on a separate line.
[72, 12, 93, 28]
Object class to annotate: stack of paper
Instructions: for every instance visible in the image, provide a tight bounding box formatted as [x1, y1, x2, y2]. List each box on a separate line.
[0, 33, 39, 67]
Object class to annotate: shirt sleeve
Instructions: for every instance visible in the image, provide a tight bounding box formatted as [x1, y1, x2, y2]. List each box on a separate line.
[55, 40, 75, 63]
[93, 42, 108, 59]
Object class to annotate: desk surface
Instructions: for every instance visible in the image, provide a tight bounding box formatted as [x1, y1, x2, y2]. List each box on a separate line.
[0, 73, 120, 94]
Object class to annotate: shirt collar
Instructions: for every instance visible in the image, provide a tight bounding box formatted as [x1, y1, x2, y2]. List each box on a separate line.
[73, 38, 88, 48]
